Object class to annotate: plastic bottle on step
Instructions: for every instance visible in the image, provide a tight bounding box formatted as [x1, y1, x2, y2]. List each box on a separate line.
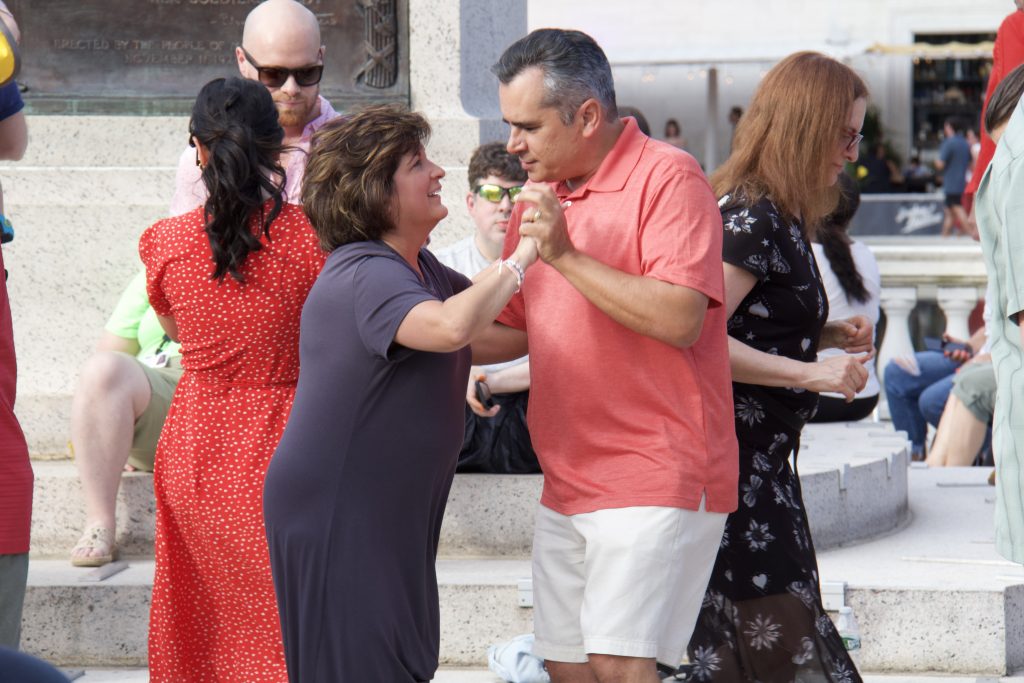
[836, 605, 862, 668]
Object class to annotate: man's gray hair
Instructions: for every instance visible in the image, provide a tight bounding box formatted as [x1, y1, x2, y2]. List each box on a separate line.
[492, 29, 617, 125]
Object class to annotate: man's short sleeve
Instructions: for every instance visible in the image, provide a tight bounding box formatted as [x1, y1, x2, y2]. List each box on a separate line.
[637, 167, 724, 306]
[1000, 174, 1024, 324]
[721, 201, 775, 281]
[939, 137, 953, 165]
[104, 271, 150, 339]
[0, 82, 23, 121]
[352, 256, 437, 360]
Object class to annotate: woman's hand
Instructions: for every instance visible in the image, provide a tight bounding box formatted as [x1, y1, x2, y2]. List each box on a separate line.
[466, 367, 499, 417]
[801, 353, 872, 401]
[511, 234, 539, 271]
[821, 315, 873, 353]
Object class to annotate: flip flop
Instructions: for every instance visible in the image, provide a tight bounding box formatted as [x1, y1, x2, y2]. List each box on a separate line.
[70, 523, 117, 567]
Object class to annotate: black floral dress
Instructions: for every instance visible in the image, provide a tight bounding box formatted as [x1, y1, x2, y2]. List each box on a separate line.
[686, 197, 862, 683]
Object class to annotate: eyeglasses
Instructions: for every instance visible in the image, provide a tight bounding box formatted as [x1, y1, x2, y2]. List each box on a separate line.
[240, 46, 324, 88]
[474, 184, 524, 203]
[843, 131, 864, 153]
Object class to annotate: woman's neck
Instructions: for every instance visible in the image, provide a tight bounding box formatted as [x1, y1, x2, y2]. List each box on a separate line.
[381, 232, 423, 275]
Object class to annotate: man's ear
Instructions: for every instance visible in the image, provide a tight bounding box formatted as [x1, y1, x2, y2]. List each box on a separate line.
[235, 46, 248, 76]
[466, 192, 476, 214]
[578, 98, 604, 137]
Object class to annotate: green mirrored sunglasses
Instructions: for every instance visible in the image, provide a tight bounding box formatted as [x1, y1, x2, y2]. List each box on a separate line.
[474, 184, 524, 203]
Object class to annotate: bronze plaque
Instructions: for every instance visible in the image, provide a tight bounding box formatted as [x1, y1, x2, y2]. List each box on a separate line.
[9, 0, 408, 114]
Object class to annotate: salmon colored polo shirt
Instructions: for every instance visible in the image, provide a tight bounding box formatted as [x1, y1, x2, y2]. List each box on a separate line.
[497, 118, 738, 516]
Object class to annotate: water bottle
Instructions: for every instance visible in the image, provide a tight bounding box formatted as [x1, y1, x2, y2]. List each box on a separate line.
[836, 605, 862, 667]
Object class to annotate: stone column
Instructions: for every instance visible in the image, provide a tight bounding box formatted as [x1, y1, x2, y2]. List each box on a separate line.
[936, 287, 979, 342]
[877, 286, 918, 389]
[409, 0, 527, 246]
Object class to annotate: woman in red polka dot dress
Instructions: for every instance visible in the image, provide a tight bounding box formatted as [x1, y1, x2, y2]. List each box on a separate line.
[139, 77, 324, 682]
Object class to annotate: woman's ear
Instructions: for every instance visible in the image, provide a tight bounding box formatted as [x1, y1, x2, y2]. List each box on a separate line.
[196, 141, 211, 169]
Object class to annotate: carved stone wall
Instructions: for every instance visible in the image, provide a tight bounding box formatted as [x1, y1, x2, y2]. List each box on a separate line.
[9, 0, 409, 114]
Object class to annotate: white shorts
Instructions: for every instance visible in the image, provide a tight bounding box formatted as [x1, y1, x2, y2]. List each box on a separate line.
[531, 501, 726, 666]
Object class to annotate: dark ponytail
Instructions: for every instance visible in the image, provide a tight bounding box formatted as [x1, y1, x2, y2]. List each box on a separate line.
[817, 172, 868, 304]
[190, 77, 285, 282]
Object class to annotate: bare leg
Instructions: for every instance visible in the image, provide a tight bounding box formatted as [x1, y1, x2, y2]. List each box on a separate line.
[940, 206, 954, 237]
[589, 654, 660, 683]
[70, 352, 151, 562]
[547, 661, 600, 683]
[926, 394, 987, 467]
[951, 205, 970, 237]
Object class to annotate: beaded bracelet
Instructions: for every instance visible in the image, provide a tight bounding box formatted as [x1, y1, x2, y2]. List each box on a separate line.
[498, 258, 524, 293]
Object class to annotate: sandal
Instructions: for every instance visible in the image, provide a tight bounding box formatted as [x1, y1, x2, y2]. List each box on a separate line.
[70, 523, 117, 567]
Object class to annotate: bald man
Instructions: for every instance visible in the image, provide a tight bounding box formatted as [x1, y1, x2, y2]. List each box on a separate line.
[168, 0, 341, 214]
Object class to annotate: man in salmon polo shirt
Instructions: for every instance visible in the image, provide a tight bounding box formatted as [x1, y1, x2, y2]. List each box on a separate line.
[473, 28, 738, 683]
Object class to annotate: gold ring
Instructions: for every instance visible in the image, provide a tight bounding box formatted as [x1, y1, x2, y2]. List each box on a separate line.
[533, 209, 543, 222]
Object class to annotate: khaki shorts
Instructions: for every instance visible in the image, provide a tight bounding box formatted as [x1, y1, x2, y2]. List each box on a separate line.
[127, 362, 183, 472]
[951, 361, 996, 425]
[531, 500, 727, 666]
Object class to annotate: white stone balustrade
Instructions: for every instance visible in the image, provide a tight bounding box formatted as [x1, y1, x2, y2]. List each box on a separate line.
[865, 239, 987, 393]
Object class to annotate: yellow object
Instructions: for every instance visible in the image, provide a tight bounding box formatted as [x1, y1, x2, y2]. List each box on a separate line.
[0, 18, 20, 88]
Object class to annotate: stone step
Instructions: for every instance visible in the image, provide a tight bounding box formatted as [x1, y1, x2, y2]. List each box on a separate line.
[21, 528, 1024, 676]
[21, 558, 534, 669]
[1, 167, 176, 207]
[55, 671, 1024, 683]
[29, 463, 540, 560]
[3, 201, 171, 457]
[817, 466, 1024, 676]
[57, 669, 507, 683]
[0, 116, 187, 168]
[30, 424, 908, 560]
[23, 460, 1013, 675]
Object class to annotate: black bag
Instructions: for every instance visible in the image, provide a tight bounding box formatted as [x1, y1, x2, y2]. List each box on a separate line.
[456, 389, 541, 474]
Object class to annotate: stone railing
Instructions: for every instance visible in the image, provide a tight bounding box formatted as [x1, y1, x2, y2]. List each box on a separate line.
[863, 238, 987, 379]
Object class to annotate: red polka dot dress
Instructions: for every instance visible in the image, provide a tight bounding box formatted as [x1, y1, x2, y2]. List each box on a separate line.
[139, 202, 325, 682]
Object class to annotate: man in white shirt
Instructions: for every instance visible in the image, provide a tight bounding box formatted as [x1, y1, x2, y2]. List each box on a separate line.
[435, 142, 538, 473]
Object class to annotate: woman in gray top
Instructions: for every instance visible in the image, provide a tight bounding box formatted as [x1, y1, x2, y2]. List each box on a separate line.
[263, 104, 538, 682]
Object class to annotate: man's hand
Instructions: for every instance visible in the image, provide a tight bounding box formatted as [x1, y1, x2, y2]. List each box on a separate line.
[466, 367, 499, 418]
[515, 185, 574, 265]
[821, 315, 874, 354]
[942, 333, 975, 364]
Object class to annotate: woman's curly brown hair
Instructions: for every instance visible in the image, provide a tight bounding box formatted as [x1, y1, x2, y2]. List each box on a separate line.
[302, 104, 431, 252]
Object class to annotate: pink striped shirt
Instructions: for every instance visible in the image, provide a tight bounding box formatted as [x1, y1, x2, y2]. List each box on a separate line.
[168, 95, 341, 216]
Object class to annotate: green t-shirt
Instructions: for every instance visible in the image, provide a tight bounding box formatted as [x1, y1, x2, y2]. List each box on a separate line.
[104, 271, 181, 360]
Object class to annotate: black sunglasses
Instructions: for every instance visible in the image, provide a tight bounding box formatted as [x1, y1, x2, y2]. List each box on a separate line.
[240, 46, 323, 88]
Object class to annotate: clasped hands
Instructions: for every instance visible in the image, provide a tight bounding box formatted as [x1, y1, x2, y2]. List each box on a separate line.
[812, 315, 874, 402]
[514, 185, 573, 266]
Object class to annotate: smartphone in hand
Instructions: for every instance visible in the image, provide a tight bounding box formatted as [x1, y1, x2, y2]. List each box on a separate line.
[474, 379, 495, 409]
[924, 336, 972, 355]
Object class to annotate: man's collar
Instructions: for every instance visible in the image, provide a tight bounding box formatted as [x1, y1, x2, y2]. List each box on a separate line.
[303, 95, 340, 138]
[559, 117, 645, 198]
